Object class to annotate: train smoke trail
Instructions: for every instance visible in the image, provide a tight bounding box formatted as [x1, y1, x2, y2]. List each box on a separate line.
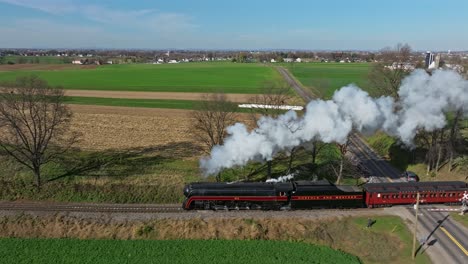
[200, 70, 468, 175]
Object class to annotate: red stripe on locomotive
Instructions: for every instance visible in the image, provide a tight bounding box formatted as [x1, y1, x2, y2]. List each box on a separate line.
[184, 196, 288, 209]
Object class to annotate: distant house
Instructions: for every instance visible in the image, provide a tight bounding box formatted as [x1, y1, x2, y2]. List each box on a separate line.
[72, 60, 82, 65]
[385, 62, 415, 71]
[168, 60, 179, 64]
[106, 60, 113, 64]
[283, 58, 293, 63]
[271, 59, 276, 63]
[295, 58, 302, 63]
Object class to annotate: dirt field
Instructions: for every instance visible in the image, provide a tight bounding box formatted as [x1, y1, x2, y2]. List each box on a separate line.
[69, 105, 252, 150]
[65, 90, 255, 102]
[0, 64, 96, 72]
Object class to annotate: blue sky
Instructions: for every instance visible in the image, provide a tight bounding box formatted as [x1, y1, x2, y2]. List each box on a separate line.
[0, 0, 467, 50]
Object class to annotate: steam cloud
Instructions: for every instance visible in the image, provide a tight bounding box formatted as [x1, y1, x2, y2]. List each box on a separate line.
[200, 70, 468, 175]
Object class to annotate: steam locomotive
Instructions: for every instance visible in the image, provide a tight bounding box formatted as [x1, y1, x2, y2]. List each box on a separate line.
[182, 180, 468, 210]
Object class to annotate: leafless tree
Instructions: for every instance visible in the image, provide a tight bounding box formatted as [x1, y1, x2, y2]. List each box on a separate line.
[321, 158, 361, 185]
[447, 110, 465, 171]
[248, 80, 292, 122]
[0, 75, 78, 190]
[335, 141, 349, 184]
[369, 43, 413, 99]
[303, 140, 327, 165]
[413, 106, 467, 177]
[248, 81, 294, 178]
[191, 93, 238, 154]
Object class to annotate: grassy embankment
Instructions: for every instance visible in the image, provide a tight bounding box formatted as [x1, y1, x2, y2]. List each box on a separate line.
[450, 213, 468, 228]
[0, 144, 350, 203]
[285, 62, 372, 98]
[0, 239, 359, 264]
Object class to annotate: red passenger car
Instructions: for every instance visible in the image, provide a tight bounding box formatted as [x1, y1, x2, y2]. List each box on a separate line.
[364, 181, 467, 208]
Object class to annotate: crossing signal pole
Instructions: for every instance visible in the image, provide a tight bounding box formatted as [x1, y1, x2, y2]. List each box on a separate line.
[412, 192, 420, 259]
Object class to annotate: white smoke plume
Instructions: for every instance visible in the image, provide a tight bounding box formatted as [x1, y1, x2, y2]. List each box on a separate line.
[200, 70, 468, 175]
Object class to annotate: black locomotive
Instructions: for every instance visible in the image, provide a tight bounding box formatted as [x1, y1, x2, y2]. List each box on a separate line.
[182, 180, 468, 210]
[183, 180, 363, 210]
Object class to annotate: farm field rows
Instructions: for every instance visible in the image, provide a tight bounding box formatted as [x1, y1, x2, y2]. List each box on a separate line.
[0, 215, 430, 264]
[0, 238, 359, 264]
[64, 96, 202, 110]
[64, 90, 254, 102]
[68, 105, 199, 150]
[285, 63, 372, 98]
[0, 62, 281, 94]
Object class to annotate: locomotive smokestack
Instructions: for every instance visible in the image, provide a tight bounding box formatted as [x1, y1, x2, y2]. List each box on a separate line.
[201, 70, 468, 175]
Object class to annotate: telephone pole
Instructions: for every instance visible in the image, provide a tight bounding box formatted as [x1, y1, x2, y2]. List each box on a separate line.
[412, 192, 421, 259]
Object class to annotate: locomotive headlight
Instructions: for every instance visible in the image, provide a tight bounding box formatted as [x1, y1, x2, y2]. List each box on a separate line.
[183, 185, 190, 197]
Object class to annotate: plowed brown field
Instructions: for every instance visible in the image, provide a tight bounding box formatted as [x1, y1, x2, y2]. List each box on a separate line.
[65, 90, 253, 102]
[69, 105, 252, 150]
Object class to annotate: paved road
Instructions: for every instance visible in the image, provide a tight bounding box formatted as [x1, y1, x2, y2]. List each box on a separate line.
[278, 66, 468, 264]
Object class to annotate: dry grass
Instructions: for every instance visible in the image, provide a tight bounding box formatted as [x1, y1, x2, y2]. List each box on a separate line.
[0, 214, 425, 264]
[69, 105, 253, 151]
[65, 90, 257, 103]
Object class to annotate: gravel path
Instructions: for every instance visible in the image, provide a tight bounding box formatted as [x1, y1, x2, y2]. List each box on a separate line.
[0, 206, 401, 222]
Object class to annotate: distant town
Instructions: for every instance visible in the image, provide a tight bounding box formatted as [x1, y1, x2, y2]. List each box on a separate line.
[0, 48, 466, 74]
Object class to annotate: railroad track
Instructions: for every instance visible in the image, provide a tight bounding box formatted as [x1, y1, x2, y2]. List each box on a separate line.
[0, 202, 183, 213]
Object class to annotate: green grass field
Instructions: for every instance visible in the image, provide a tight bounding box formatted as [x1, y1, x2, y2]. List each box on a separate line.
[286, 63, 372, 98]
[64, 96, 200, 110]
[0, 63, 281, 93]
[0, 238, 359, 264]
[353, 216, 430, 264]
[3, 55, 68, 64]
[451, 213, 468, 228]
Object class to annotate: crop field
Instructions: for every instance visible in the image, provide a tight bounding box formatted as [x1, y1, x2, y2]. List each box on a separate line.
[64, 96, 202, 110]
[0, 215, 430, 264]
[0, 238, 359, 264]
[3, 55, 68, 64]
[286, 63, 372, 98]
[0, 62, 281, 94]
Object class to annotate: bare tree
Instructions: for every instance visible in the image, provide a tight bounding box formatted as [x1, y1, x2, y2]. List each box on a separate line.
[369, 43, 413, 99]
[303, 140, 327, 165]
[0, 75, 78, 189]
[335, 140, 349, 184]
[248, 81, 293, 178]
[248, 80, 292, 122]
[191, 93, 238, 153]
[447, 110, 464, 171]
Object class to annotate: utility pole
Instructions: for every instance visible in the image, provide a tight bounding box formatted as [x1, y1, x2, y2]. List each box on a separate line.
[412, 192, 420, 259]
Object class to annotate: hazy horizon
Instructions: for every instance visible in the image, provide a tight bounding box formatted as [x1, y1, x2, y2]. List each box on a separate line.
[1, 0, 468, 51]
